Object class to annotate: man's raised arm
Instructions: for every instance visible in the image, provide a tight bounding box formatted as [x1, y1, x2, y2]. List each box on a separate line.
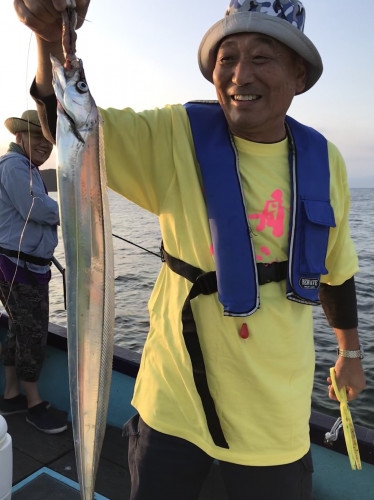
[14, 0, 90, 96]
[13, 0, 90, 140]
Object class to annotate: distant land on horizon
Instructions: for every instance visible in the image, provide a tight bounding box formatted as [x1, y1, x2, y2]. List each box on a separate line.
[40, 168, 374, 193]
[40, 169, 57, 192]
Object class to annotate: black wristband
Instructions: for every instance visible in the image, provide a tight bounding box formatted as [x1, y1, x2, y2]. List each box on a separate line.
[30, 79, 57, 145]
[318, 277, 358, 329]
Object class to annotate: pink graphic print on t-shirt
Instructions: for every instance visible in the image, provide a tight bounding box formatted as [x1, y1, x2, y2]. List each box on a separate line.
[209, 189, 287, 262]
[248, 189, 285, 262]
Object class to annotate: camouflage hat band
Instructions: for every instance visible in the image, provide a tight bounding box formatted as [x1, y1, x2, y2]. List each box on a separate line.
[198, 0, 323, 93]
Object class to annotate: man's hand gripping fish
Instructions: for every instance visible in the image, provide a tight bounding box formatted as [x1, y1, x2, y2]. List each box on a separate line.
[51, 2, 115, 498]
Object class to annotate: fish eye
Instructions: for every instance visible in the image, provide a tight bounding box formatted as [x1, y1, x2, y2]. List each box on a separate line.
[76, 81, 89, 93]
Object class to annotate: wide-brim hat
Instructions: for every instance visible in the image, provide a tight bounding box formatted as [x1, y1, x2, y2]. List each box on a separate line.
[4, 110, 42, 135]
[198, 0, 323, 93]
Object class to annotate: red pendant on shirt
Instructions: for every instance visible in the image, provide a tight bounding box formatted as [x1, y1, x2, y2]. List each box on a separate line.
[240, 323, 249, 339]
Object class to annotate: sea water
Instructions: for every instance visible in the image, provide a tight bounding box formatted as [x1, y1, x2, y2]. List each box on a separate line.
[48, 188, 374, 429]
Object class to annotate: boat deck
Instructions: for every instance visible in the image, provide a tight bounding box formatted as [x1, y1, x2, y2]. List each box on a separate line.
[8, 406, 374, 500]
[7, 410, 226, 500]
[2, 319, 374, 500]
[7, 411, 130, 499]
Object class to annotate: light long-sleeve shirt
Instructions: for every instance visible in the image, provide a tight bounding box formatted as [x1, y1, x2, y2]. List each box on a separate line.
[0, 148, 59, 274]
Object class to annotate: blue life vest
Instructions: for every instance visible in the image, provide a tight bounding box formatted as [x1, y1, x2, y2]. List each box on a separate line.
[184, 101, 336, 316]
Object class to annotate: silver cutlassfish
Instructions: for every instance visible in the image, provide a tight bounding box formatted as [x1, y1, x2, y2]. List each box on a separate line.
[51, 2, 115, 498]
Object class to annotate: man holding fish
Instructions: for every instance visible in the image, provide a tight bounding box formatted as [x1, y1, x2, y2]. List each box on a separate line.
[14, 0, 366, 499]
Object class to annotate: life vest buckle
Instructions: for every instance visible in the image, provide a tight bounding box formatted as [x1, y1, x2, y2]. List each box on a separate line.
[193, 272, 217, 296]
[257, 261, 288, 285]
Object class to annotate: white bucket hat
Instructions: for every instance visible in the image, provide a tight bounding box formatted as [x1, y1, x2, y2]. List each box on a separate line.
[198, 0, 323, 93]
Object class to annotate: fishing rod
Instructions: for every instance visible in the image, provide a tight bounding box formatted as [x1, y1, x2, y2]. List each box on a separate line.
[51, 235, 160, 311]
[112, 233, 161, 259]
[51, 256, 66, 309]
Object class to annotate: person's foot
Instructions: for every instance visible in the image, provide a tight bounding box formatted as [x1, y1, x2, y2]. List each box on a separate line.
[26, 401, 67, 434]
[0, 394, 28, 415]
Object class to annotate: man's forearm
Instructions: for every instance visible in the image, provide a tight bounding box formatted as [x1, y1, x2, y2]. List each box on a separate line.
[35, 36, 64, 97]
[330, 327, 365, 401]
[31, 37, 59, 145]
[334, 327, 361, 351]
[320, 279, 365, 400]
[319, 278, 358, 329]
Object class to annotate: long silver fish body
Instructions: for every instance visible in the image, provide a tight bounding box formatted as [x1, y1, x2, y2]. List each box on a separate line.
[51, 54, 115, 500]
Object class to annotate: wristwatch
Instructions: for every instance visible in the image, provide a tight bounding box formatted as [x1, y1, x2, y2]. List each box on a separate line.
[336, 345, 364, 360]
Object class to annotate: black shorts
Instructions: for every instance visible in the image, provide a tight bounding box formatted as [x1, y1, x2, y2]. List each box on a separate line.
[0, 280, 49, 382]
[123, 414, 313, 500]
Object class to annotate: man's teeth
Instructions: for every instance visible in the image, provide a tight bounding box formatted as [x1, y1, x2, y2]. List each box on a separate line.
[233, 95, 259, 101]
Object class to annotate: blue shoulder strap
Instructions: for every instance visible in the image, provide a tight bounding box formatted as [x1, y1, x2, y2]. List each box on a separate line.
[285, 116, 335, 302]
[184, 101, 258, 316]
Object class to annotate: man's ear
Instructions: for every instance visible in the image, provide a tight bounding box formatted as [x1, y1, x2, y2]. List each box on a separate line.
[295, 58, 307, 95]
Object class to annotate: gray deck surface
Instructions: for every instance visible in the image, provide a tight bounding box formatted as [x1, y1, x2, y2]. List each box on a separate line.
[6, 410, 227, 500]
[13, 473, 83, 499]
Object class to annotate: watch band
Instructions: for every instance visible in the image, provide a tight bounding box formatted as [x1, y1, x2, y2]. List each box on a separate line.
[336, 346, 364, 359]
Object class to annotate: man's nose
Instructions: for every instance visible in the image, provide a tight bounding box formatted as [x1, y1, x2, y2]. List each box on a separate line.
[38, 137, 53, 148]
[232, 60, 256, 86]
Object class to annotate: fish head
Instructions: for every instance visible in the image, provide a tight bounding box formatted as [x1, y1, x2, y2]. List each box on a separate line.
[51, 54, 98, 134]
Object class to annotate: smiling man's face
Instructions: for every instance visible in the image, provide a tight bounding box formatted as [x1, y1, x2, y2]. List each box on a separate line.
[18, 131, 53, 166]
[213, 33, 307, 143]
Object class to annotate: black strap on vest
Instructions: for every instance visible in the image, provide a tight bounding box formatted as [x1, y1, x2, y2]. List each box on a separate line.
[160, 243, 287, 449]
[0, 246, 52, 266]
[161, 244, 227, 448]
[161, 244, 287, 286]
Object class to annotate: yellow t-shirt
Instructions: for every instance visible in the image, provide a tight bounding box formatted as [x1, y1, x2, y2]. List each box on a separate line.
[101, 104, 358, 466]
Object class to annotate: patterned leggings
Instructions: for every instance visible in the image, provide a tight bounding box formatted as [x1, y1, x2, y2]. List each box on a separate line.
[0, 280, 49, 382]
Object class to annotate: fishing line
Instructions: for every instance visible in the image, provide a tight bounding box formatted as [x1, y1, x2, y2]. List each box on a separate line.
[112, 233, 161, 259]
[25, 31, 34, 195]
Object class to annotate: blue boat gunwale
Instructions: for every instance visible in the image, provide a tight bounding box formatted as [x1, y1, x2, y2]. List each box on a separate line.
[46, 320, 141, 379]
[1, 312, 374, 466]
[11, 467, 109, 499]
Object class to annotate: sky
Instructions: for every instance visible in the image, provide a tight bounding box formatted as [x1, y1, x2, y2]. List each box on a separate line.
[0, 0, 373, 187]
